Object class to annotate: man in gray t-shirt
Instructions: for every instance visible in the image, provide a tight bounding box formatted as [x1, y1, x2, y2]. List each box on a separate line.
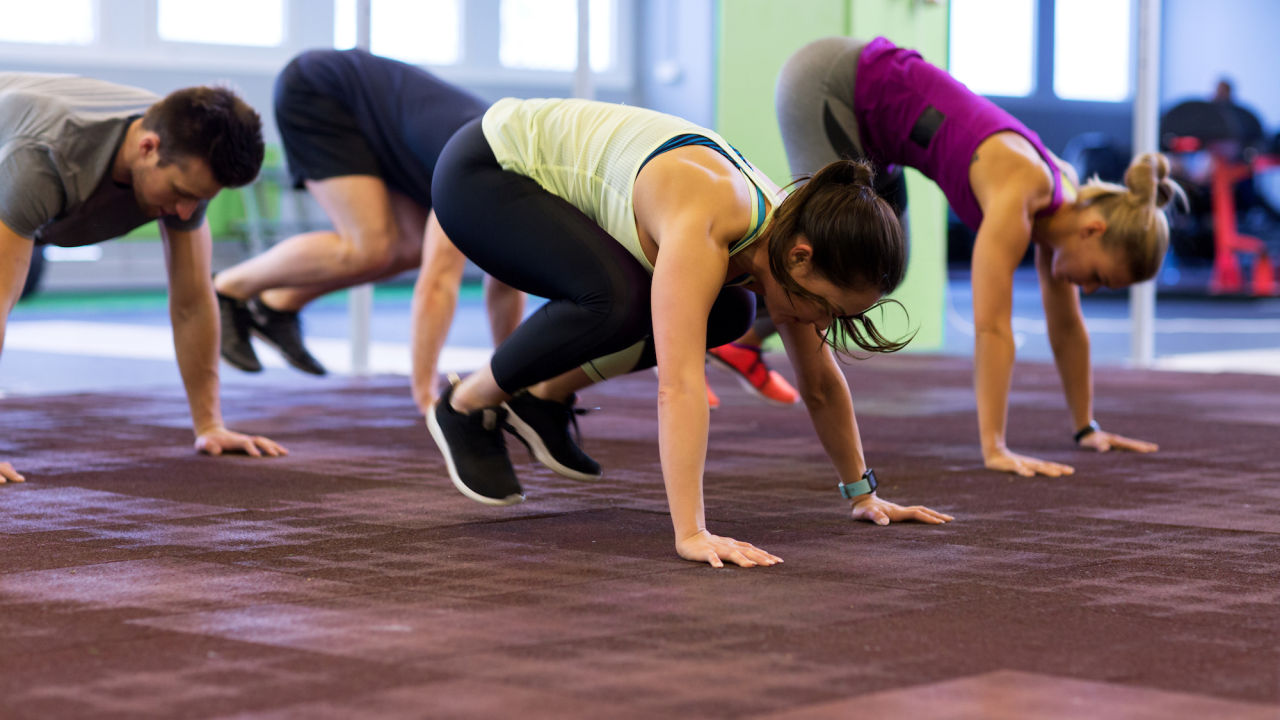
[0, 73, 287, 484]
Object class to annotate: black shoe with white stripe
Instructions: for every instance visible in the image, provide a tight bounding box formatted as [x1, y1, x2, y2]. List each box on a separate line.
[503, 392, 602, 481]
[427, 384, 524, 506]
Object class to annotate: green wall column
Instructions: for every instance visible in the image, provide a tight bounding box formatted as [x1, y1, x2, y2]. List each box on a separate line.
[715, 0, 949, 350]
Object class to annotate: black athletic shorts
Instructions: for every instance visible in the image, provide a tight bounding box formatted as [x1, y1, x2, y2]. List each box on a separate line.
[273, 58, 382, 189]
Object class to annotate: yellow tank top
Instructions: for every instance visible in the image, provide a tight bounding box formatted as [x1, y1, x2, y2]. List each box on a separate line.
[481, 97, 781, 273]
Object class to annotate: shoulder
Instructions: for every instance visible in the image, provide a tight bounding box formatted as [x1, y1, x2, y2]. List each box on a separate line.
[971, 132, 1056, 216]
[1046, 149, 1080, 187]
[635, 146, 753, 239]
[0, 146, 64, 239]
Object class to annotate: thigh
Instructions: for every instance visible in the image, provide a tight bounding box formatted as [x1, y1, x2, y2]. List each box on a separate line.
[776, 36, 870, 177]
[304, 175, 400, 254]
[432, 119, 650, 306]
[388, 191, 429, 265]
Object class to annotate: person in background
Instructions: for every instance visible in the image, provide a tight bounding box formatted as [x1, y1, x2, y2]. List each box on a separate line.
[775, 36, 1183, 477]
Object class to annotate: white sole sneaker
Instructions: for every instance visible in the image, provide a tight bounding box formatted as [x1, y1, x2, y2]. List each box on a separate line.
[426, 393, 525, 507]
[501, 403, 602, 482]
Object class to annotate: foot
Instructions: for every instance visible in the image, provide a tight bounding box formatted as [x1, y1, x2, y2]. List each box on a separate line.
[248, 299, 327, 376]
[427, 383, 524, 506]
[707, 343, 799, 405]
[706, 381, 721, 410]
[217, 291, 262, 372]
[503, 392, 602, 481]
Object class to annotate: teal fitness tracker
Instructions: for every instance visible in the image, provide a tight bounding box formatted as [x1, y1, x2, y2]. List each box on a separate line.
[838, 468, 878, 499]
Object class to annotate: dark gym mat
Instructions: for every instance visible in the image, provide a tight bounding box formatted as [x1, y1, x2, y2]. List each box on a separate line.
[1, 355, 1278, 718]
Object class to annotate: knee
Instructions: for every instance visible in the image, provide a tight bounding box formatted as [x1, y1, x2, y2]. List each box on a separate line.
[391, 234, 425, 273]
[337, 230, 399, 276]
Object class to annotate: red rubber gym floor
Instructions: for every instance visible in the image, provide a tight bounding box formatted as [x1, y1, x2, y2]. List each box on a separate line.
[2, 354, 1278, 718]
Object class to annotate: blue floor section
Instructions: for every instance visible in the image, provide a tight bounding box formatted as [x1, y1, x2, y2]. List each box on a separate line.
[3, 273, 1279, 397]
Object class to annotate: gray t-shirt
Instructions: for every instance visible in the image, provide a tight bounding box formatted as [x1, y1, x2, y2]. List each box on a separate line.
[0, 72, 207, 246]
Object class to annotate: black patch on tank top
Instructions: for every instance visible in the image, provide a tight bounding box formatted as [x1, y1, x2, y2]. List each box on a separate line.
[909, 105, 945, 149]
[822, 100, 864, 161]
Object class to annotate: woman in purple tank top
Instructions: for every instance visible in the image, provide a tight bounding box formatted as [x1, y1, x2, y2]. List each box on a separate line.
[776, 36, 1184, 478]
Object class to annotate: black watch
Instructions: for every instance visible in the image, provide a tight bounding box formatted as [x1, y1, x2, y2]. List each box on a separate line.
[838, 468, 878, 499]
[1074, 420, 1100, 444]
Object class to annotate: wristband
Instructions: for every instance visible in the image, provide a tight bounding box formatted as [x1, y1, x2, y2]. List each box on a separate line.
[838, 468, 878, 499]
[1073, 420, 1100, 444]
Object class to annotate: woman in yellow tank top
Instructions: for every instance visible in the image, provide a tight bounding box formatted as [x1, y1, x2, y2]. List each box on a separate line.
[425, 98, 952, 568]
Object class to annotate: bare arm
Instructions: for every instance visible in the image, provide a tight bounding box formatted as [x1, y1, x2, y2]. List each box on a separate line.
[779, 320, 951, 526]
[0, 217, 34, 482]
[971, 196, 1073, 477]
[410, 211, 468, 413]
[778, 321, 865, 480]
[1035, 243, 1093, 430]
[483, 275, 523, 349]
[640, 151, 781, 568]
[649, 215, 721, 548]
[410, 211, 526, 413]
[162, 222, 286, 457]
[1035, 240, 1159, 455]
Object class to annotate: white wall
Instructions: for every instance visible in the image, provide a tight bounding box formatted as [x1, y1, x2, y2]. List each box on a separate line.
[1161, 0, 1280, 130]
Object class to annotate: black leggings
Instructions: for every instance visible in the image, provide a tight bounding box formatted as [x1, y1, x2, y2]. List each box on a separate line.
[431, 118, 755, 394]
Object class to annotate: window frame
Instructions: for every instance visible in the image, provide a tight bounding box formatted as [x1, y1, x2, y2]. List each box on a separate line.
[0, 0, 634, 92]
[0, 0, 99, 48]
[949, 0, 1136, 107]
[1050, 0, 1134, 103]
[948, 0, 1039, 100]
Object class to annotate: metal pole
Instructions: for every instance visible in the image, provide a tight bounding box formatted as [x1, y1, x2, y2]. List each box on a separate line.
[573, 0, 593, 99]
[1129, 0, 1160, 367]
[349, 0, 374, 377]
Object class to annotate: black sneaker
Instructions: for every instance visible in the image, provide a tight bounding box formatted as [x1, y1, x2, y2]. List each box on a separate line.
[503, 392, 602, 481]
[217, 291, 262, 373]
[427, 384, 525, 506]
[247, 299, 327, 376]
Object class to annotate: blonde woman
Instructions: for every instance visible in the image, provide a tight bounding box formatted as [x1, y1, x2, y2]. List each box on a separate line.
[777, 36, 1184, 477]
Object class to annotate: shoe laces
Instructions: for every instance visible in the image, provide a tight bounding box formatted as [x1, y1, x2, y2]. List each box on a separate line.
[564, 395, 598, 446]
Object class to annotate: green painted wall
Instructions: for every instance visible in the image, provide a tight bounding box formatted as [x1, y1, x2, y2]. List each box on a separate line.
[715, 0, 949, 351]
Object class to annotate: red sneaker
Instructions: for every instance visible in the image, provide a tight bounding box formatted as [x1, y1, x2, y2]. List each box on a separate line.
[708, 342, 799, 405]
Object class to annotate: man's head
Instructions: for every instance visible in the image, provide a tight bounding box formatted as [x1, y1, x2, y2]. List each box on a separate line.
[130, 86, 263, 219]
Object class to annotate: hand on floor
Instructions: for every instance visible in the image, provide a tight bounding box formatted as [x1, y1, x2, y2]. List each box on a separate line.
[851, 493, 953, 525]
[677, 529, 783, 568]
[1077, 429, 1158, 454]
[0, 460, 25, 483]
[984, 448, 1074, 478]
[195, 428, 289, 458]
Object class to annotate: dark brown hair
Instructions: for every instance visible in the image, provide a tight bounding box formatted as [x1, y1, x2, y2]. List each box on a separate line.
[763, 159, 910, 355]
[142, 86, 264, 188]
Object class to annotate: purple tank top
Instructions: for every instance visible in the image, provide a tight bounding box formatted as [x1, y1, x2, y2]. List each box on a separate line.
[854, 37, 1065, 231]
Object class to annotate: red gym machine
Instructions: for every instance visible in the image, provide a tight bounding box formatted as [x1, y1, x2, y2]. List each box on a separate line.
[1163, 100, 1279, 296]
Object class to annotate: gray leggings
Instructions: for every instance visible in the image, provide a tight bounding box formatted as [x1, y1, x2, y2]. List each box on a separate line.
[775, 36, 908, 217]
[745, 37, 906, 343]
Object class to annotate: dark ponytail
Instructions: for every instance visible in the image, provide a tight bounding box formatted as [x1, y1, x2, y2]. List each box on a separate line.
[762, 159, 912, 355]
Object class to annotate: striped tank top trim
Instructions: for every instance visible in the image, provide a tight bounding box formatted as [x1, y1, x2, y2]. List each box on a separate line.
[641, 133, 769, 255]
